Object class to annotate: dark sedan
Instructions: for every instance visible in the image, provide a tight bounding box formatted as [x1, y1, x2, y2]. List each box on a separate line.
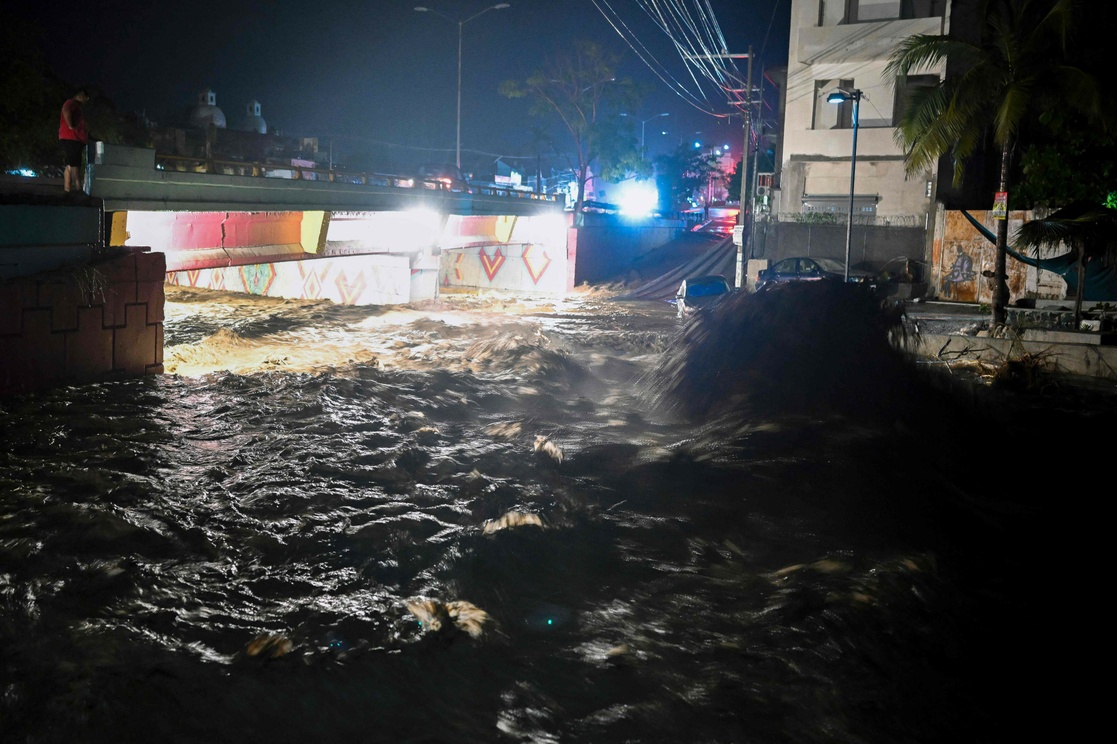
[756, 257, 878, 291]
[675, 275, 733, 318]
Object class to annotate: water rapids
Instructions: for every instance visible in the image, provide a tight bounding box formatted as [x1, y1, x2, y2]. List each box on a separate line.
[1, 281, 1101, 742]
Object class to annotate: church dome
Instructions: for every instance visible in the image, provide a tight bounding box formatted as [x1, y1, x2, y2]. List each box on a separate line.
[239, 100, 267, 134]
[189, 88, 227, 129]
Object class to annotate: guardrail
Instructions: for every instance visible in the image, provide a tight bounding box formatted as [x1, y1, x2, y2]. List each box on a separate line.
[153, 154, 558, 202]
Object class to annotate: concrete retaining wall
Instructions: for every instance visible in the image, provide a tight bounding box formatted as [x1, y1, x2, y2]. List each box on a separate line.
[914, 333, 1117, 381]
[1, 249, 165, 396]
[572, 215, 686, 284]
[167, 253, 412, 305]
[439, 243, 568, 295]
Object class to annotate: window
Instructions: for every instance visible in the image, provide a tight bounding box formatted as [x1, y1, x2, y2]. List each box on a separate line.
[812, 79, 853, 130]
[893, 74, 938, 126]
[839, 0, 946, 24]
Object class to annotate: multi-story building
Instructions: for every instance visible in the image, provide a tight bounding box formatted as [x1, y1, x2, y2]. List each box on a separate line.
[759, 0, 955, 281]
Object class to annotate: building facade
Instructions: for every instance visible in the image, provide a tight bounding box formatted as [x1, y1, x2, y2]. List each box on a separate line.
[776, 0, 950, 225]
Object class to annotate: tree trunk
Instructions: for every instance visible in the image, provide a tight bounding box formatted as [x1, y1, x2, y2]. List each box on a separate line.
[1074, 239, 1085, 329]
[574, 164, 588, 226]
[992, 138, 1013, 325]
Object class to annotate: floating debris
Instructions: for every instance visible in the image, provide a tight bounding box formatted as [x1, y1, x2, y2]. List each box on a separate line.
[482, 510, 545, 534]
[767, 558, 852, 582]
[407, 598, 491, 639]
[533, 435, 564, 464]
[484, 421, 523, 439]
[244, 634, 293, 659]
[445, 601, 490, 639]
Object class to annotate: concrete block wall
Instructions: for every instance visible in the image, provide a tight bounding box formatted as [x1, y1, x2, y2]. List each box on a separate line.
[0, 249, 165, 396]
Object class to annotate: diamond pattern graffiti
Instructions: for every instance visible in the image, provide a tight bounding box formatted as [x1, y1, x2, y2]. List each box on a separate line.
[521, 245, 552, 285]
[240, 264, 275, 295]
[479, 247, 506, 282]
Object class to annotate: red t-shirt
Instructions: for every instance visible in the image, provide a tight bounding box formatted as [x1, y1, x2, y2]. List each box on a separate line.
[59, 98, 88, 143]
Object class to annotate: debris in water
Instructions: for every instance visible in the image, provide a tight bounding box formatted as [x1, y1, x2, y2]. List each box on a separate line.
[407, 598, 491, 638]
[767, 558, 852, 582]
[533, 435, 564, 464]
[484, 421, 523, 439]
[482, 510, 545, 534]
[244, 634, 294, 659]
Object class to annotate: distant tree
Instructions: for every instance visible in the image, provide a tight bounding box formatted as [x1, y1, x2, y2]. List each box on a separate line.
[0, 12, 142, 171]
[886, 0, 1102, 324]
[500, 41, 647, 218]
[654, 144, 722, 213]
[0, 14, 69, 170]
[1015, 109, 1117, 210]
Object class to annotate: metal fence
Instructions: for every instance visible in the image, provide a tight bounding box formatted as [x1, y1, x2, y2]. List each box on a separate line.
[152, 154, 558, 202]
[771, 212, 925, 228]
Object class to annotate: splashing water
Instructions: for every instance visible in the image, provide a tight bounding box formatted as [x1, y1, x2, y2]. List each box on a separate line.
[0, 283, 1096, 742]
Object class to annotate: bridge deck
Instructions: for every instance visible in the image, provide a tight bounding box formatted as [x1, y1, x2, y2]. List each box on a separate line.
[89, 145, 563, 216]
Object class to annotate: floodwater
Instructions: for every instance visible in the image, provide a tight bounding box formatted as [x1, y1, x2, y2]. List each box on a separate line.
[1, 282, 1099, 743]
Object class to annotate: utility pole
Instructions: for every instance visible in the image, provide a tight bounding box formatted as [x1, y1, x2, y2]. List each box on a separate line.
[683, 49, 754, 288]
[735, 49, 753, 290]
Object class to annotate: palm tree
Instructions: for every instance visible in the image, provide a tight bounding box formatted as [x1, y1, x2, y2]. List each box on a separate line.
[1014, 203, 1117, 327]
[886, 0, 1100, 324]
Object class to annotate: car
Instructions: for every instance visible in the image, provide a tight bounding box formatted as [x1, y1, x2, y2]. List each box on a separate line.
[755, 256, 878, 291]
[675, 274, 733, 318]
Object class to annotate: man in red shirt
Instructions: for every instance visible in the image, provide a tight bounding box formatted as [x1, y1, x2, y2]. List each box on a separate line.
[59, 88, 90, 195]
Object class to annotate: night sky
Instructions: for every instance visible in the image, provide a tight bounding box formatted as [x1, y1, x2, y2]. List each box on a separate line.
[7, 0, 789, 173]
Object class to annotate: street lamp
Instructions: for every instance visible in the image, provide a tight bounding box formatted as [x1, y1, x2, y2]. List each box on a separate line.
[415, 3, 510, 170]
[643, 112, 665, 149]
[827, 87, 862, 282]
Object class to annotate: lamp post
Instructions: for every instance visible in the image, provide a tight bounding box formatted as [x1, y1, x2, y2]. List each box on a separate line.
[640, 113, 669, 150]
[415, 3, 510, 170]
[621, 112, 669, 151]
[826, 87, 861, 281]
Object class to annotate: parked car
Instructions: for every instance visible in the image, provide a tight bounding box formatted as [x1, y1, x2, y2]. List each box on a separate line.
[756, 257, 878, 291]
[675, 275, 733, 318]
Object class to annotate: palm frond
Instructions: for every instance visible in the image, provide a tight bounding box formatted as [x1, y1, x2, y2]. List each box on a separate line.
[885, 35, 981, 78]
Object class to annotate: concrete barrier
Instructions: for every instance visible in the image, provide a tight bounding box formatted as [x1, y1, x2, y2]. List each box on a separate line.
[1, 249, 165, 396]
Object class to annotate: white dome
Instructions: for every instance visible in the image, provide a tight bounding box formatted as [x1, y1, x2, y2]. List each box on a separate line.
[189, 88, 226, 129]
[239, 100, 267, 134]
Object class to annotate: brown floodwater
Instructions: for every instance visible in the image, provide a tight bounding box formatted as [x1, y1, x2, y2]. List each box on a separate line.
[1, 281, 1093, 742]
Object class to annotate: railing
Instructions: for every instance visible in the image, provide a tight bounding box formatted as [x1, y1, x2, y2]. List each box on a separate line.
[772, 212, 925, 227]
[152, 154, 558, 202]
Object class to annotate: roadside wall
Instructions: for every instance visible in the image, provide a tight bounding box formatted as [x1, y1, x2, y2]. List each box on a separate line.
[928, 209, 1068, 304]
[573, 214, 686, 284]
[749, 220, 925, 277]
[1, 249, 165, 396]
[914, 333, 1117, 381]
[439, 243, 568, 295]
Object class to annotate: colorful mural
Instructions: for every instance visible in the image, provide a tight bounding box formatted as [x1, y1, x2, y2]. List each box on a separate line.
[168, 254, 411, 305]
[931, 210, 1043, 304]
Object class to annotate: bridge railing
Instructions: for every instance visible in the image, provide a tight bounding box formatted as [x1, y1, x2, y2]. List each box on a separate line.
[153, 154, 558, 202]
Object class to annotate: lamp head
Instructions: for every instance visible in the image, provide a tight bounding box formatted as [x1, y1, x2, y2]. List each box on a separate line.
[827, 87, 861, 103]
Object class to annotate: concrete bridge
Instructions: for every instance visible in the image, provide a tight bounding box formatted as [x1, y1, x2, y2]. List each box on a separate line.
[2, 143, 687, 394]
[88, 143, 574, 306]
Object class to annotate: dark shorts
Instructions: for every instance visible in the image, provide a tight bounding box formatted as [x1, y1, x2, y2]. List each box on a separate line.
[61, 139, 86, 168]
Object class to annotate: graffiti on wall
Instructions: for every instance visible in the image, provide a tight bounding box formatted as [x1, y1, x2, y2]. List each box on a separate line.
[940, 246, 977, 299]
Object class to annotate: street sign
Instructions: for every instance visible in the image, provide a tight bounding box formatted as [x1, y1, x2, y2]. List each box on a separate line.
[992, 191, 1008, 220]
[732, 225, 744, 246]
